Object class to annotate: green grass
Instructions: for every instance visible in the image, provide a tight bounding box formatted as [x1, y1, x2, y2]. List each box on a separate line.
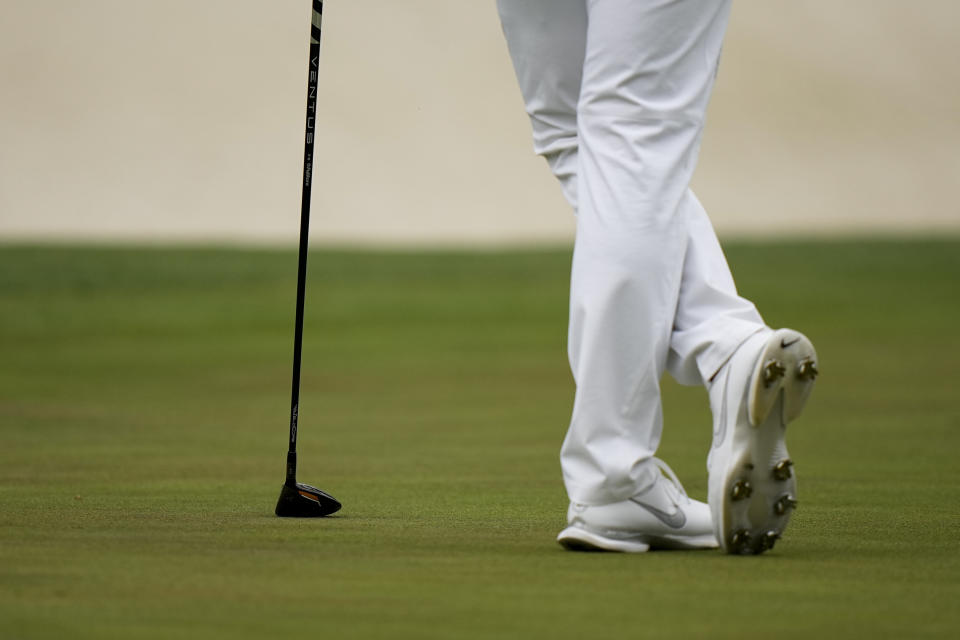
[1, 240, 958, 639]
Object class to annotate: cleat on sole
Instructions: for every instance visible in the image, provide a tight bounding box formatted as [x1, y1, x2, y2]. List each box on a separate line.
[774, 495, 798, 516]
[797, 358, 819, 381]
[760, 531, 780, 551]
[761, 360, 787, 387]
[730, 529, 753, 554]
[731, 480, 753, 501]
[772, 459, 794, 481]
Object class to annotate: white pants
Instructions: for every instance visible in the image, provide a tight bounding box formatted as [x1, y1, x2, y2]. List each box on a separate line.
[498, 0, 767, 505]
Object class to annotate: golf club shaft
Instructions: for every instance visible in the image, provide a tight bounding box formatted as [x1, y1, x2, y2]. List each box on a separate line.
[287, 0, 324, 486]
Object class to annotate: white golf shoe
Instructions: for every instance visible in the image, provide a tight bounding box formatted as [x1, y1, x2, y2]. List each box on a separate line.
[557, 459, 718, 552]
[708, 328, 819, 554]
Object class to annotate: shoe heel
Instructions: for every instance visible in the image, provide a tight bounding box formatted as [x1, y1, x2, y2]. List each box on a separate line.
[782, 351, 818, 423]
[749, 329, 818, 426]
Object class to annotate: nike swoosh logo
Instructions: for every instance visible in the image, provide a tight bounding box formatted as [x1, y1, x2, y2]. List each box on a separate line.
[630, 497, 688, 529]
[781, 337, 800, 349]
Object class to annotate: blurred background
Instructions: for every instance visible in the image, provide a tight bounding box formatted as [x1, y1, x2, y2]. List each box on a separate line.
[1, 0, 957, 246]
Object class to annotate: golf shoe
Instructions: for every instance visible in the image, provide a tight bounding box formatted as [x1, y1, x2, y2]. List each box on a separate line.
[708, 328, 818, 554]
[558, 458, 718, 552]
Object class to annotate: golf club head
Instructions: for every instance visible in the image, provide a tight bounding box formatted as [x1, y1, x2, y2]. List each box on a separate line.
[275, 482, 341, 517]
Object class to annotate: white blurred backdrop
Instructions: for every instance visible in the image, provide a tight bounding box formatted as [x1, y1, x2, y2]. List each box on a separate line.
[1, 1, 958, 246]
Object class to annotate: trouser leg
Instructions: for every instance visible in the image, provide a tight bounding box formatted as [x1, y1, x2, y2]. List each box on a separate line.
[666, 191, 767, 387]
[498, 0, 763, 505]
[496, 0, 586, 209]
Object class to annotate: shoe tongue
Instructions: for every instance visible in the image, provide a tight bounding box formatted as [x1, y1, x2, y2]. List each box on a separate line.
[657, 475, 683, 505]
[635, 472, 683, 510]
[650, 458, 688, 502]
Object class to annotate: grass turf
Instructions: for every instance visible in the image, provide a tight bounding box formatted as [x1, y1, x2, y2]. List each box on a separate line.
[1, 240, 958, 638]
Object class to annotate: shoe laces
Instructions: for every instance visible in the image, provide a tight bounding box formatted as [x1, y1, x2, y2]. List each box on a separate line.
[650, 457, 690, 505]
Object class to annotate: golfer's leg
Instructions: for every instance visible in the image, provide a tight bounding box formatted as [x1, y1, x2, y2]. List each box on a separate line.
[563, 0, 733, 505]
[665, 190, 768, 387]
[499, 0, 759, 389]
[496, 0, 586, 210]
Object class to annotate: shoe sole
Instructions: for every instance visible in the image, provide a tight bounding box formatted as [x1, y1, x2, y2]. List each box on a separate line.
[717, 329, 818, 555]
[557, 525, 717, 553]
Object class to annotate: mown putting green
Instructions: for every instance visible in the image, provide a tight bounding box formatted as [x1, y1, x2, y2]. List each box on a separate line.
[1, 241, 957, 638]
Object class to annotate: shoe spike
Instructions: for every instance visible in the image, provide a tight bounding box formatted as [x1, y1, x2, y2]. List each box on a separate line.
[730, 529, 752, 554]
[774, 495, 798, 516]
[772, 459, 794, 481]
[762, 359, 787, 387]
[797, 359, 819, 381]
[730, 479, 753, 501]
[760, 531, 780, 551]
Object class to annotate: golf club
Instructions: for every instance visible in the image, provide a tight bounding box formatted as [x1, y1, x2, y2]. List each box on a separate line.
[275, 0, 341, 518]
